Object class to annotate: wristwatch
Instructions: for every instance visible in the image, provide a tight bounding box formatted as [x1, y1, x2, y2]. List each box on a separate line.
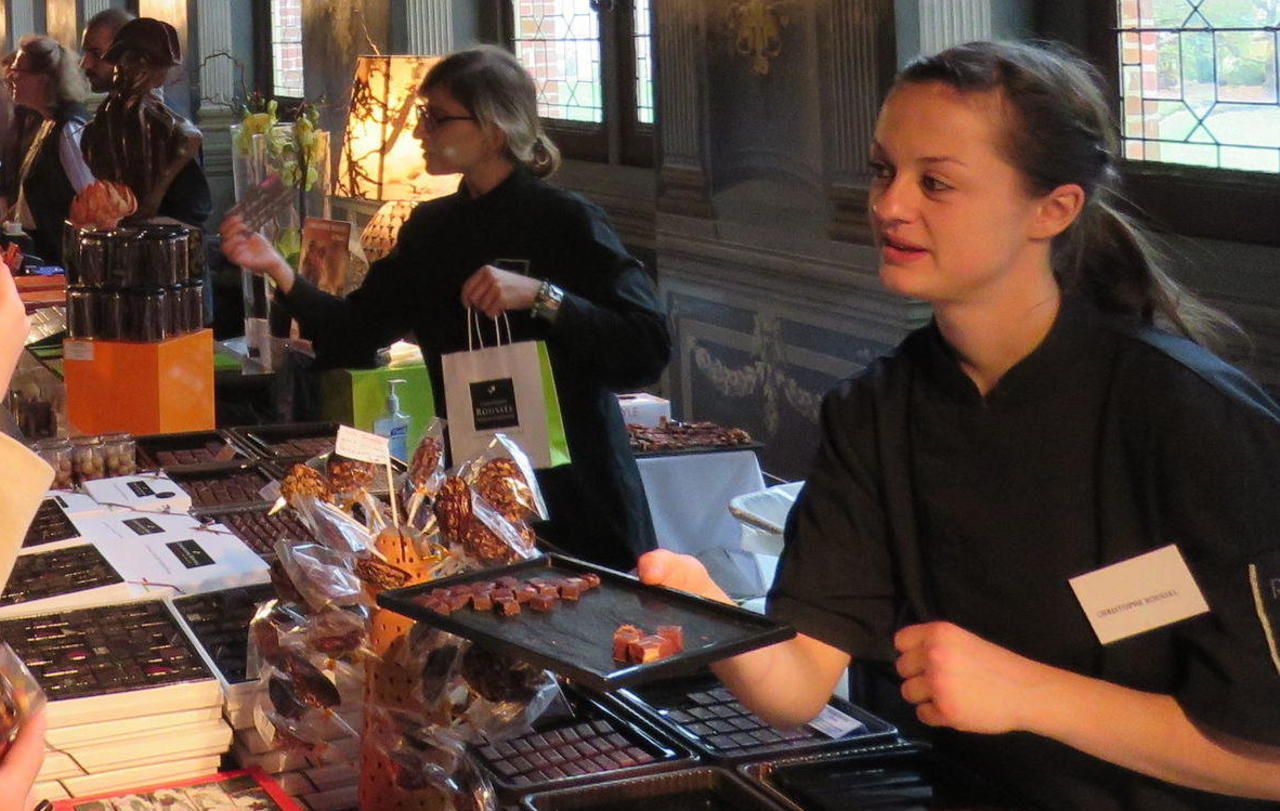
[531, 279, 564, 324]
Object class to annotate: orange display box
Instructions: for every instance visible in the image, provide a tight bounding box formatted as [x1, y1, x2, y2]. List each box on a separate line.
[64, 329, 215, 436]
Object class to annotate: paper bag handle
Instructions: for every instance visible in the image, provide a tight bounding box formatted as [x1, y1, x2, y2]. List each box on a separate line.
[466, 309, 514, 351]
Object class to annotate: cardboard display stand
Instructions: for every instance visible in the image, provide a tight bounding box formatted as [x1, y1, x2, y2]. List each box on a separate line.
[64, 330, 215, 436]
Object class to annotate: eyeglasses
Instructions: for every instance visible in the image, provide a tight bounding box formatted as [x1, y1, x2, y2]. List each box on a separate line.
[415, 103, 476, 129]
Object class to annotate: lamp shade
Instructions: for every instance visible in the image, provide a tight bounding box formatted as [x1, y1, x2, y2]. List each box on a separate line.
[336, 55, 460, 202]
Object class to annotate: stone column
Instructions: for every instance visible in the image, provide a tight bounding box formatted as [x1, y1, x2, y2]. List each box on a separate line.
[654, 0, 713, 218]
[404, 0, 453, 55]
[917, 0, 992, 54]
[822, 0, 895, 244]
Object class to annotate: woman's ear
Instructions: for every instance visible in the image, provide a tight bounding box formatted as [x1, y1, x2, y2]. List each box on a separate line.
[481, 122, 507, 156]
[1030, 183, 1086, 240]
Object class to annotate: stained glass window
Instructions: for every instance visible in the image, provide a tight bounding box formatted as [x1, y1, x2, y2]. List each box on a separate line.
[512, 0, 604, 123]
[271, 0, 305, 98]
[1116, 0, 1280, 173]
[635, 0, 655, 124]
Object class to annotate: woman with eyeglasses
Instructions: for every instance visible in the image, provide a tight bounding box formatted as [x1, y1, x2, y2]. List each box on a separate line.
[2, 36, 94, 266]
[222, 46, 669, 571]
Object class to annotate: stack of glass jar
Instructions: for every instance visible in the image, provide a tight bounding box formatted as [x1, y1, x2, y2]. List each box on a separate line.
[63, 224, 206, 342]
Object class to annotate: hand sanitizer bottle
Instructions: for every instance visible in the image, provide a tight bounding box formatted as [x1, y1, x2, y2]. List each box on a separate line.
[374, 378, 410, 461]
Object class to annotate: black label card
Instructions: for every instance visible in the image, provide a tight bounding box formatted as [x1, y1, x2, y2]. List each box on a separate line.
[124, 517, 164, 536]
[166, 539, 215, 569]
[127, 480, 156, 498]
[470, 378, 519, 430]
[53, 496, 67, 508]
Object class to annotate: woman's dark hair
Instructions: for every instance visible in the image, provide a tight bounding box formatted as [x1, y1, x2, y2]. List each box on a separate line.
[421, 46, 560, 178]
[897, 40, 1238, 349]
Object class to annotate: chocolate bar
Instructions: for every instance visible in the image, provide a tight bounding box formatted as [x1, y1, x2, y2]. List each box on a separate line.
[474, 715, 659, 790]
[171, 467, 274, 508]
[213, 508, 314, 558]
[226, 174, 294, 233]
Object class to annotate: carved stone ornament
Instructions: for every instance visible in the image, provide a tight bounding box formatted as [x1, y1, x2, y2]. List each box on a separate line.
[80, 18, 202, 220]
[725, 0, 791, 76]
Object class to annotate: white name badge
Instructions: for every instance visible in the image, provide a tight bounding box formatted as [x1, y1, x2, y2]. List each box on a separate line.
[1070, 544, 1210, 645]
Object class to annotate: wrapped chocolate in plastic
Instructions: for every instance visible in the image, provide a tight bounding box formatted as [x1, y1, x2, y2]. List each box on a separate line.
[294, 495, 375, 559]
[0, 643, 45, 756]
[305, 607, 375, 664]
[462, 434, 548, 524]
[461, 492, 538, 568]
[404, 418, 447, 530]
[273, 540, 369, 613]
[433, 475, 473, 543]
[366, 707, 497, 809]
[280, 463, 333, 507]
[326, 452, 377, 497]
[459, 645, 564, 742]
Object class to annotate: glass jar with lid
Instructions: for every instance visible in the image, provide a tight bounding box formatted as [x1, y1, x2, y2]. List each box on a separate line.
[33, 437, 74, 489]
[70, 436, 106, 482]
[102, 432, 137, 477]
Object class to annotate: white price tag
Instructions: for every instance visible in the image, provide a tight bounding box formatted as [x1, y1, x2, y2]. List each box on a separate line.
[806, 705, 864, 739]
[334, 425, 390, 465]
[64, 340, 94, 361]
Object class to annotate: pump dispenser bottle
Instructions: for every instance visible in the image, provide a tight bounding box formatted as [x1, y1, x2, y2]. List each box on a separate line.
[374, 378, 410, 461]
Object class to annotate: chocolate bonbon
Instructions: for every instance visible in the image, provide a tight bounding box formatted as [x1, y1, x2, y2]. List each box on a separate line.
[214, 509, 314, 558]
[0, 545, 124, 607]
[21, 499, 80, 549]
[173, 583, 276, 683]
[171, 467, 274, 508]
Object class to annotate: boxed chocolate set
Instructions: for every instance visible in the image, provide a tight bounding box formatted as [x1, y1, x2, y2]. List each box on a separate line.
[21, 498, 83, 551]
[0, 545, 128, 614]
[229, 422, 339, 462]
[172, 583, 278, 687]
[205, 507, 315, 560]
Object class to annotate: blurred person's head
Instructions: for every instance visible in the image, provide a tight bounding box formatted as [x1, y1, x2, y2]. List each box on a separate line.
[80, 8, 135, 93]
[5, 35, 89, 118]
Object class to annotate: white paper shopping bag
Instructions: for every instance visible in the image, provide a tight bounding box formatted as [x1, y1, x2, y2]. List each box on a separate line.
[441, 312, 570, 469]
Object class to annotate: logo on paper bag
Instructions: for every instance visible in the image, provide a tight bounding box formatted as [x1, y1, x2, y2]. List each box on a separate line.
[167, 539, 215, 568]
[470, 378, 519, 430]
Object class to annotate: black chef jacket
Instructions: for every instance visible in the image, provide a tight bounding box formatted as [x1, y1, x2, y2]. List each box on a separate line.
[769, 295, 1280, 810]
[280, 167, 669, 570]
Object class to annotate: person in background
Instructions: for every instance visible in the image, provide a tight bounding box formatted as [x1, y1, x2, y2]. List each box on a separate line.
[641, 40, 1280, 809]
[1, 36, 94, 265]
[80, 7, 136, 95]
[222, 46, 670, 572]
[0, 257, 52, 811]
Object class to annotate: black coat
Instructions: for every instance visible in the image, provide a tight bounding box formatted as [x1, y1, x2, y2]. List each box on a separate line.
[23, 102, 88, 265]
[281, 167, 670, 569]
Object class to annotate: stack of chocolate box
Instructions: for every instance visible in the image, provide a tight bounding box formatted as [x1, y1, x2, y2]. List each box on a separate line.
[2, 600, 232, 801]
[171, 585, 362, 810]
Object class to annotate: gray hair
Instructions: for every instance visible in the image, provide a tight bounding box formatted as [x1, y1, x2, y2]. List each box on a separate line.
[15, 35, 89, 108]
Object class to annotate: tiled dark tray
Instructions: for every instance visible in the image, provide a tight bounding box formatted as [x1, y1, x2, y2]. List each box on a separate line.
[632, 440, 765, 459]
[0, 545, 124, 607]
[136, 429, 251, 471]
[169, 463, 276, 511]
[378, 555, 795, 692]
[474, 684, 695, 801]
[172, 583, 277, 684]
[21, 498, 81, 549]
[0, 600, 217, 700]
[615, 675, 898, 764]
[737, 745, 1018, 811]
[521, 766, 785, 811]
[228, 421, 339, 461]
[199, 506, 315, 560]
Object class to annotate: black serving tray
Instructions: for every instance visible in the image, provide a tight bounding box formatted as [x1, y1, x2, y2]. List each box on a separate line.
[737, 745, 1019, 811]
[614, 674, 899, 764]
[378, 555, 795, 692]
[136, 429, 251, 472]
[521, 766, 785, 811]
[22, 497, 82, 549]
[228, 421, 340, 462]
[172, 583, 277, 684]
[474, 684, 695, 802]
[168, 463, 276, 511]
